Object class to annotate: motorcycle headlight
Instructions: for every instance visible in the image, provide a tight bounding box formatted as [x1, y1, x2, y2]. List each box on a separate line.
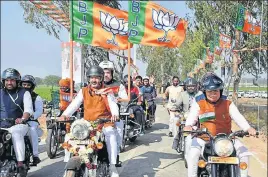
[52, 109, 61, 117]
[214, 138, 234, 157]
[71, 123, 89, 140]
[5, 133, 12, 141]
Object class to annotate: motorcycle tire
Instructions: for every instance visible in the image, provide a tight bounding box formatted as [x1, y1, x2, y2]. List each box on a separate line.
[129, 136, 137, 142]
[120, 139, 126, 152]
[46, 128, 58, 159]
[63, 170, 76, 177]
[96, 162, 110, 177]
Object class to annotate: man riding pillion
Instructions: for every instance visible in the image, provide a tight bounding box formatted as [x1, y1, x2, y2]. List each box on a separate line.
[20, 75, 43, 165]
[60, 65, 120, 177]
[0, 68, 33, 175]
[123, 75, 145, 135]
[141, 76, 157, 120]
[184, 73, 257, 177]
[164, 76, 184, 137]
[99, 60, 128, 167]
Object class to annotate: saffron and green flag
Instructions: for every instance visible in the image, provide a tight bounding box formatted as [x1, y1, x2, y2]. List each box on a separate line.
[235, 4, 261, 35]
[71, 1, 131, 50]
[128, 1, 187, 48]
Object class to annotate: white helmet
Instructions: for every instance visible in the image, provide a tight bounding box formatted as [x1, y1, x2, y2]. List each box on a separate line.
[143, 76, 149, 80]
[99, 61, 114, 70]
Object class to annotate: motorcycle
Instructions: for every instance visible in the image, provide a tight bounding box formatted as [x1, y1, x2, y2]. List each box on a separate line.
[185, 129, 259, 177]
[172, 112, 188, 167]
[45, 103, 77, 159]
[0, 118, 34, 177]
[144, 99, 155, 129]
[119, 97, 142, 152]
[62, 118, 113, 177]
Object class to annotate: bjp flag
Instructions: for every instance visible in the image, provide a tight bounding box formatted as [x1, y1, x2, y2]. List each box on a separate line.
[71, 1, 132, 50]
[128, 1, 187, 48]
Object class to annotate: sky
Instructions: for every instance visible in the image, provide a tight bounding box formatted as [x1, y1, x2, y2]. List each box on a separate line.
[1, 1, 191, 79]
[1, 1, 264, 80]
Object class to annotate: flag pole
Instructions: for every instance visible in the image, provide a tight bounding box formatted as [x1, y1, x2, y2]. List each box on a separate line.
[127, 42, 131, 101]
[69, 0, 74, 101]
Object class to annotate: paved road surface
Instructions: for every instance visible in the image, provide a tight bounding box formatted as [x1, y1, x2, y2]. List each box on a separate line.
[28, 103, 266, 177]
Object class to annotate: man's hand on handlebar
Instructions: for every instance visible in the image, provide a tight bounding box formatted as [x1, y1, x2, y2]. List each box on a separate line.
[57, 115, 70, 122]
[15, 118, 27, 124]
[247, 127, 257, 137]
[111, 115, 119, 122]
[183, 125, 192, 132]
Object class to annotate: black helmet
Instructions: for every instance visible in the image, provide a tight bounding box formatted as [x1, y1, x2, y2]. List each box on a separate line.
[1, 68, 21, 82]
[21, 75, 36, 89]
[185, 77, 198, 86]
[86, 65, 104, 78]
[185, 77, 198, 94]
[201, 73, 223, 91]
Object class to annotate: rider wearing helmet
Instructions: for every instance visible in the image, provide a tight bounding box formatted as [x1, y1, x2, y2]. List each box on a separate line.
[99, 60, 128, 167]
[0, 68, 33, 175]
[123, 75, 145, 135]
[20, 75, 43, 165]
[184, 73, 257, 177]
[164, 76, 184, 137]
[141, 76, 157, 121]
[61, 65, 120, 177]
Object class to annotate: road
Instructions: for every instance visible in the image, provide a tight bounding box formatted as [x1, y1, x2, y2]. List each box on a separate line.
[28, 103, 266, 177]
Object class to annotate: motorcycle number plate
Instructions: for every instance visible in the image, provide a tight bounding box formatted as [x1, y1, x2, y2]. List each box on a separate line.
[208, 156, 239, 164]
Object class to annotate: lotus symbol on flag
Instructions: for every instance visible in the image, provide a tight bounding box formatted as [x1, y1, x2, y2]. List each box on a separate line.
[152, 9, 180, 42]
[100, 11, 128, 46]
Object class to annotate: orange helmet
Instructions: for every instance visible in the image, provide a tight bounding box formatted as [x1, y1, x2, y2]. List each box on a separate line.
[59, 78, 70, 87]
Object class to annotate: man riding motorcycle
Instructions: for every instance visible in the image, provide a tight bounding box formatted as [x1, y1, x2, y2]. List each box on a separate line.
[61, 65, 120, 177]
[123, 75, 145, 135]
[99, 60, 128, 167]
[0, 68, 33, 175]
[20, 75, 43, 165]
[184, 73, 257, 177]
[164, 76, 184, 137]
[141, 76, 157, 122]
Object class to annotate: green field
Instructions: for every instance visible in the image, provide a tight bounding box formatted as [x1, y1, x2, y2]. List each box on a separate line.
[35, 85, 59, 101]
[228, 87, 267, 91]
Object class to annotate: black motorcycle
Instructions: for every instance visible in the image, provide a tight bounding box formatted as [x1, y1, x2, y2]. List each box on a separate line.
[144, 98, 155, 129]
[63, 118, 113, 177]
[185, 129, 259, 177]
[45, 103, 77, 159]
[0, 118, 34, 177]
[119, 98, 142, 152]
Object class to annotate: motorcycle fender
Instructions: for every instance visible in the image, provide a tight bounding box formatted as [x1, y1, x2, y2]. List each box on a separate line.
[47, 123, 56, 129]
[65, 156, 82, 170]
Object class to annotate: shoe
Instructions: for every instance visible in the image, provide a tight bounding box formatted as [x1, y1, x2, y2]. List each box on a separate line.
[17, 165, 27, 177]
[115, 155, 122, 167]
[139, 131, 145, 136]
[33, 156, 41, 165]
[110, 164, 119, 177]
[168, 132, 173, 137]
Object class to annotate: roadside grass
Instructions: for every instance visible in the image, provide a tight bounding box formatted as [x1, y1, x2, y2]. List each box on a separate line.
[229, 87, 267, 91]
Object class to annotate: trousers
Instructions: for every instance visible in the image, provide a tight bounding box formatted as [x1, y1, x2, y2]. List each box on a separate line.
[8, 124, 30, 161]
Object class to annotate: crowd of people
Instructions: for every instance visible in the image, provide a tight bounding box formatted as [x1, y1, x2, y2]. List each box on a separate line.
[0, 65, 257, 177]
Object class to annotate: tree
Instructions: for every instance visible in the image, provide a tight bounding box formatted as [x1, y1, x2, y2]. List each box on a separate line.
[186, 1, 268, 102]
[34, 77, 43, 85]
[43, 75, 61, 86]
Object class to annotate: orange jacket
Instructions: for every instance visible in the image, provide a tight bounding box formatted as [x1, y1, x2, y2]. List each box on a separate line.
[196, 95, 232, 140]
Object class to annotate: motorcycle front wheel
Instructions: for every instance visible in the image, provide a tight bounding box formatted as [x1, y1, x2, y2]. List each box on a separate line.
[46, 128, 58, 159]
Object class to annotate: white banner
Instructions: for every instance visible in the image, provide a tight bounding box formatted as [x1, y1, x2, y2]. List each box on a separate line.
[61, 42, 82, 84]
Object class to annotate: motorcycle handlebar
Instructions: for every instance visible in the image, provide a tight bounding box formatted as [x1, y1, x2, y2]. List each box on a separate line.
[229, 130, 259, 138]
